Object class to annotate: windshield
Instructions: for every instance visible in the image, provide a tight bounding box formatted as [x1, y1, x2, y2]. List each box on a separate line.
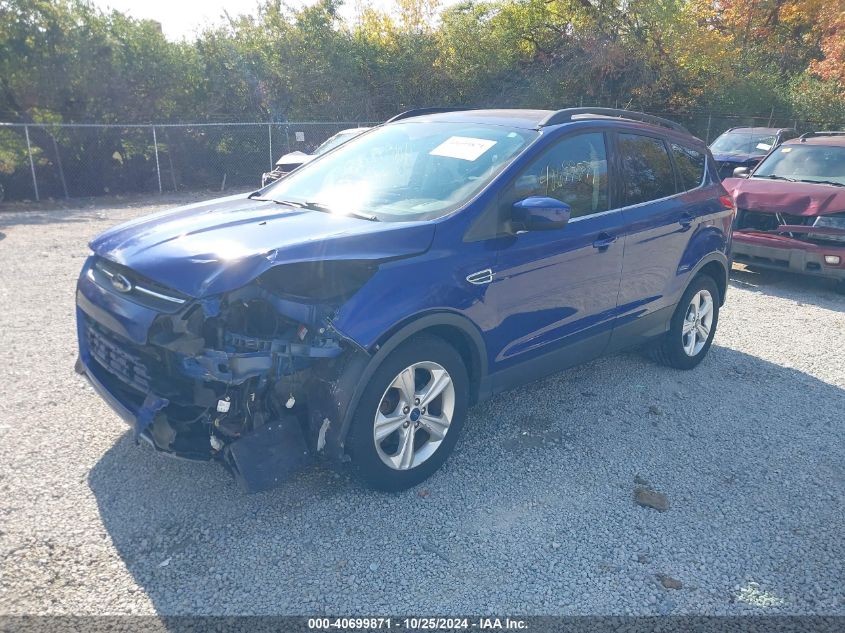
[313, 129, 366, 156]
[710, 131, 778, 156]
[753, 144, 845, 185]
[263, 121, 538, 221]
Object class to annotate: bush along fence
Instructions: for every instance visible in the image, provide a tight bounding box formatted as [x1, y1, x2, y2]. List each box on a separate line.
[0, 112, 840, 202]
[0, 121, 376, 202]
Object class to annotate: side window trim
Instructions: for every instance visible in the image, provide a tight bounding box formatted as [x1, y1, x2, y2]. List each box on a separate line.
[665, 138, 683, 195]
[606, 130, 625, 214]
[568, 206, 622, 223]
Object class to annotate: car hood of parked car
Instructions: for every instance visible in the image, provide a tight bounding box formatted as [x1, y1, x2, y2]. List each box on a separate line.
[711, 151, 763, 164]
[89, 193, 436, 298]
[723, 177, 845, 217]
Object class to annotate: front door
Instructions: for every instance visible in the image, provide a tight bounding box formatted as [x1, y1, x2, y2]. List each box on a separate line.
[485, 130, 624, 391]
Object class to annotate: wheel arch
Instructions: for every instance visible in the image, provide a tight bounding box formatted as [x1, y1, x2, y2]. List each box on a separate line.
[691, 253, 729, 305]
[372, 312, 487, 406]
[329, 311, 488, 457]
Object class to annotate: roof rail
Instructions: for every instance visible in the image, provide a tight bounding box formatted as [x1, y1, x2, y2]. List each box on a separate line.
[799, 130, 845, 140]
[538, 107, 688, 134]
[385, 107, 468, 123]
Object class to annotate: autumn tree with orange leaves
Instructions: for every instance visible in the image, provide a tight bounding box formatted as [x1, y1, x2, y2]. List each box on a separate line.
[0, 0, 842, 135]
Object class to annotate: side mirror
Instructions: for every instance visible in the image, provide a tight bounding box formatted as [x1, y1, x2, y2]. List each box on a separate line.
[733, 167, 750, 179]
[512, 197, 571, 231]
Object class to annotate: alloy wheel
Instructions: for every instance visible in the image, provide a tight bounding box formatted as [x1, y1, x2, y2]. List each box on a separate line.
[373, 361, 455, 470]
[681, 289, 714, 356]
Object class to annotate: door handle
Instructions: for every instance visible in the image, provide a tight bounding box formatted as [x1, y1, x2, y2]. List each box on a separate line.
[592, 232, 617, 251]
[679, 212, 694, 230]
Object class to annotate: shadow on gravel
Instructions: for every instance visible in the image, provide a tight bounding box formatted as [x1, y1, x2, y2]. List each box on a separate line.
[87, 344, 844, 615]
[730, 264, 845, 311]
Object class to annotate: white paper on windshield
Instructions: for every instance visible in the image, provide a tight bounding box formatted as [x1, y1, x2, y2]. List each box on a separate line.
[430, 136, 497, 161]
[756, 143, 772, 151]
[780, 147, 792, 153]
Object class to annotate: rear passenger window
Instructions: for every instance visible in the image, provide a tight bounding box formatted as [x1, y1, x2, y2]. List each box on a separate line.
[511, 132, 609, 218]
[671, 143, 706, 190]
[618, 133, 675, 205]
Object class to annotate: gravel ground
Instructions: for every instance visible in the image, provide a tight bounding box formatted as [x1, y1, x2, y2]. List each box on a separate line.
[0, 194, 843, 616]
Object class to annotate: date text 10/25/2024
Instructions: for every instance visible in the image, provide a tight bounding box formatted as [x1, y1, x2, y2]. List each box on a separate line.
[307, 618, 529, 630]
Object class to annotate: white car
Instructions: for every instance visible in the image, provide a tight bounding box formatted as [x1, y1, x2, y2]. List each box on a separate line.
[261, 127, 370, 186]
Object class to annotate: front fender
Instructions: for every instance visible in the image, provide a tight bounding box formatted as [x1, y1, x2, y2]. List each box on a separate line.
[307, 311, 487, 460]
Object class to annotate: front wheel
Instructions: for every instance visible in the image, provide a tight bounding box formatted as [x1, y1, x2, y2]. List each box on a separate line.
[651, 274, 720, 369]
[348, 335, 469, 491]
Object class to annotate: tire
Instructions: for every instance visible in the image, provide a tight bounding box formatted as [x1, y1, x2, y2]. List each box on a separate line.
[347, 335, 469, 491]
[651, 274, 720, 370]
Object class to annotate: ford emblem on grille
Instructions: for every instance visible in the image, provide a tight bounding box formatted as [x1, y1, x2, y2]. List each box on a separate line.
[110, 273, 133, 293]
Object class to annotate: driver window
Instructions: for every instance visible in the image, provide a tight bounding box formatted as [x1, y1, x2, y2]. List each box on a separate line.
[510, 132, 609, 218]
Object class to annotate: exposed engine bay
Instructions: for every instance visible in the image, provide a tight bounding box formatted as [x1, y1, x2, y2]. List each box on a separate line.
[77, 256, 377, 491]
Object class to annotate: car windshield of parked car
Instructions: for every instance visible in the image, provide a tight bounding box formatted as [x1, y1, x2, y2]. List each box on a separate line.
[753, 144, 845, 185]
[263, 121, 538, 221]
[710, 131, 778, 156]
[313, 129, 366, 156]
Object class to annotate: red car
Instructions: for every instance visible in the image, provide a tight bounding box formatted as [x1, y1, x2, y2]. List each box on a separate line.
[725, 131, 845, 292]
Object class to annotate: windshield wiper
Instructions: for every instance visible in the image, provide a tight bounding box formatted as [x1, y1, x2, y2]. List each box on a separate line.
[303, 201, 379, 222]
[247, 194, 379, 220]
[752, 174, 798, 182]
[248, 195, 310, 209]
[797, 179, 845, 187]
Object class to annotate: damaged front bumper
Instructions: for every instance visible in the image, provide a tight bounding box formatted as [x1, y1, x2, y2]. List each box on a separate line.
[75, 256, 369, 492]
[733, 231, 845, 281]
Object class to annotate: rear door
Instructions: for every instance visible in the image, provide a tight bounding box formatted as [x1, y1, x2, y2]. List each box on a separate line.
[612, 132, 708, 343]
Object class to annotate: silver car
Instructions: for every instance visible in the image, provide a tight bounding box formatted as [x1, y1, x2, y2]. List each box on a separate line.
[261, 127, 370, 186]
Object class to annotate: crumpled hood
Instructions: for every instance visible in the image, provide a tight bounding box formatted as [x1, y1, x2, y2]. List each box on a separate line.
[723, 178, 845, 217]
[89, 194, 435, 297]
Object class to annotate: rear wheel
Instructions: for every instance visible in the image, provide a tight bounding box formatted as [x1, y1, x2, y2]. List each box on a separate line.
[651, 274, 720, 369]
[348, 335, 468, 491]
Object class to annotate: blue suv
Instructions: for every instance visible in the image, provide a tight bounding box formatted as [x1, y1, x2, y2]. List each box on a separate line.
[75, 108, 734, 491]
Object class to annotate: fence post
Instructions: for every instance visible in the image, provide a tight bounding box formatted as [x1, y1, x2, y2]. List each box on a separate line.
[51, 133, 69, 200]
[165, 128, 177, 192]
[268, 123, 274, 170]
[24, 125, 40, 201]
[152, 125, 162, 194]
[705, 114, 712, 143]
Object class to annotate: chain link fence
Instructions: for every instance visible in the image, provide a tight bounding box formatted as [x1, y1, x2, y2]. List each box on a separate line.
[655, 112, 822, 146]
[0, 112, 841, 202]
[0, 122, 376, 202]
